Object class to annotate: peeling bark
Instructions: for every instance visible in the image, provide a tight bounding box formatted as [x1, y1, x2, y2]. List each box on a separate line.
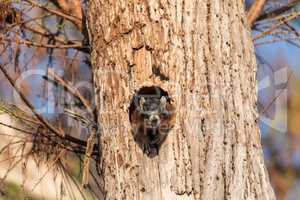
[87, 0, 275, 199]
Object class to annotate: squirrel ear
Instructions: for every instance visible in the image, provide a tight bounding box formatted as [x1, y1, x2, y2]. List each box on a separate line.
[160, 96, 166, 107]
[139, 97, 145, 110]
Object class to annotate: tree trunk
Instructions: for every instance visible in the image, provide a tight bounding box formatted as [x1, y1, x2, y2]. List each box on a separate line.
[87, 0, 275, 199]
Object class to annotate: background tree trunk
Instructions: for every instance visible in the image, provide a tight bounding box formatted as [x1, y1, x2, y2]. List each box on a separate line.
[87, 0, 275, 199]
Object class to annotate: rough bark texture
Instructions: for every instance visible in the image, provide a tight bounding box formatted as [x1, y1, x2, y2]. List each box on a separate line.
[87, 0, 275, 199]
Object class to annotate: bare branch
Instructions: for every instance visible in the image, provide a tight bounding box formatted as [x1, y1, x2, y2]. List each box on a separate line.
[247, 0, 267, 27]
[82, 126, 97, 187]
[1, 35, 85, 49]
[24, 0, 82, 29]
[256, 0, 300, 22]
[46, 68, 93, 115]
[253, 11, 300, 40]
[254, 37, 300, 45]
[23, 25, 83, 46]
[260, 72, 293, 115]
[49, 0, 82, 20]
[0, 121, 35, 135]
[0, 66, 98, 152]
[0, 64, 65, 137]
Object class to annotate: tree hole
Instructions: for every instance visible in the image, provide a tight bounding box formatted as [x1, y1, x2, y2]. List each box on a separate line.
[129, 86, 175, 157]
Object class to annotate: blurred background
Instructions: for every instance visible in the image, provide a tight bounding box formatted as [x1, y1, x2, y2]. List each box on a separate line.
[0, 0, 299, 199]
[245, 1, 300, 199]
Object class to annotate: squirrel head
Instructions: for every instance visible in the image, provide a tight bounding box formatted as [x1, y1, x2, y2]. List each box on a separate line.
[138, 95, 167, 128]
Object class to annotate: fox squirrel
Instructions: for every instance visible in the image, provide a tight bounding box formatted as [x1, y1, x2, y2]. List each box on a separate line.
[129, 88, 176, 157]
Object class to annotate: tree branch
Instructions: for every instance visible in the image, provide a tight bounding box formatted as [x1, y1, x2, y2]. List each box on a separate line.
[25, 0, 82, 29]
[253, 11, 300, 40]
[0, 64, 65, 137]
[247, 0, 267, 27]
[46, 68, 93, 115]
[23, 25, 87, 51]
[256, 0, 300, 22]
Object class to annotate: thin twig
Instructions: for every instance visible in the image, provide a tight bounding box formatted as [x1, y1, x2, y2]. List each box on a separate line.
[256, 0, 300, 22]
[23, 25, 82, 46]
[254, 37, 300, 45]
[1, 36, 84, 49]
[281, 20, 300, 37]
[24, 0, 82, 29]
[82, 126, 97, 187]
[59, 161, 89, 200]
[30, 149, 66, 192]
[0, 64, 65, 137]
[64, 108, 90, 125]
[253, 11, 300, 40]
[46, 68, 93, 115]
[0, 121, 35, 135]
[260, 72, 293, 115]
[0, 100, 41, 126]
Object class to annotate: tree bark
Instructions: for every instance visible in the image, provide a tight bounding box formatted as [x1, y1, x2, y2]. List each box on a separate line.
[87, 0, 275, 199]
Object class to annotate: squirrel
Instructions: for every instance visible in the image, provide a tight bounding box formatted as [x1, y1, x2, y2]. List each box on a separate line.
[130, 93, 176, 157]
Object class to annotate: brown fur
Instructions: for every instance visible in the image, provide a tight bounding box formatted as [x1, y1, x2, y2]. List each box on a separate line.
[130, 98, 176, 157]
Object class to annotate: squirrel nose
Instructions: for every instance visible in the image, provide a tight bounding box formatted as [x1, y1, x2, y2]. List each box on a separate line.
[149, 115, 160, 127]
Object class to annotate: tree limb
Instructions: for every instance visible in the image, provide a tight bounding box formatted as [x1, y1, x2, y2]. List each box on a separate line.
[256, 0, 300, 22]
[25, 0, 82, 30]
[247, 0, 267, 27]
[46, 68, 93, 115]
[0, 64, 65, 137]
